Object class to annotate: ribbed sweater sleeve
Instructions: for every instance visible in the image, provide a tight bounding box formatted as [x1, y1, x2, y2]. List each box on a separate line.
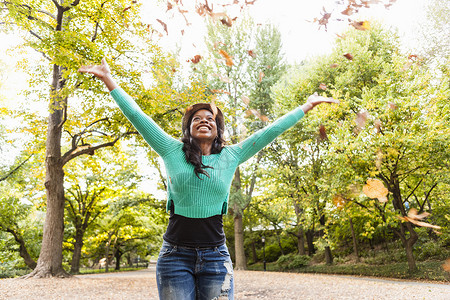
[110, 88, 180, 156]
[233, 106, 305, 164]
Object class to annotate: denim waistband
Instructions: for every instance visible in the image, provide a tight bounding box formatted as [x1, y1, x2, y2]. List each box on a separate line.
[162, 240, 225, 250]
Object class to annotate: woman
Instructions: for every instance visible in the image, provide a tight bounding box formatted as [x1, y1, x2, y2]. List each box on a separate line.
[79, 58, 338, 300]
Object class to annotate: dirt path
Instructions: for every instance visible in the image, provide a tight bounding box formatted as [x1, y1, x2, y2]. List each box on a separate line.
[1, 267, 449, 299]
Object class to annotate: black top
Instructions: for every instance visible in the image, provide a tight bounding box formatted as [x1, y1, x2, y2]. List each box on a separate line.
[163, 210, 225, 248]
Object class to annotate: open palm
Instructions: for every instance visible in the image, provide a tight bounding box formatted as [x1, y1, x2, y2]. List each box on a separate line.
[307, 93, 339, 106]
[78, 58, 110, 79]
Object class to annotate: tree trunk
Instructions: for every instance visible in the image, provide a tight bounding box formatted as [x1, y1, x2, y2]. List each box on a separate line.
[324, 246, 333, 265]
[70, 230, 84, 274]
[6, 228, 37, 270]
[22, 64, 69, 278]
[306, 229, 315, 256]
[234, 213, 247, 269]
[297, 226, 306, 255]
[115, 250, 122, 270]
[348, 217, 360, 262]
[396, 223, 418, 272]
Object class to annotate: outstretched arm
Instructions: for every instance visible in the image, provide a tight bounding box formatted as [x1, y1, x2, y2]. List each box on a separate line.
[234, 94, 339, 164]
[78, 59, 180, 156]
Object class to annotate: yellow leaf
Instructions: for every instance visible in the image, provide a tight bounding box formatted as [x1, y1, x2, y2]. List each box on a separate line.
[362, 178, 388, 202]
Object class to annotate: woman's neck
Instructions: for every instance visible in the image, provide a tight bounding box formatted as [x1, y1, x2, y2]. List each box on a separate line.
[198, 141, 212, 156]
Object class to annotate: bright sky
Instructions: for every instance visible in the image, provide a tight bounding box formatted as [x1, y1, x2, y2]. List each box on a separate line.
[141, 0, 427, 64]
[0, 0, 428, 195]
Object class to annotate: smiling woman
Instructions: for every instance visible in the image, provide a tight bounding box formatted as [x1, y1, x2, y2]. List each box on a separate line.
[78, 58, 338, 300]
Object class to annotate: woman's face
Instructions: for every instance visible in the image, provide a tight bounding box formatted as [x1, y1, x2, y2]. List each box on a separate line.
[189, 109, 218, 143]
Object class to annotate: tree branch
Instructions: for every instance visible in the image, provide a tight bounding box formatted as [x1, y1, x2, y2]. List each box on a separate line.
[0, 154, 33, 182]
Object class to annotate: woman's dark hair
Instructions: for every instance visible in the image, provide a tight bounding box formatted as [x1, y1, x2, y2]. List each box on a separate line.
[181, 110, 225, 179]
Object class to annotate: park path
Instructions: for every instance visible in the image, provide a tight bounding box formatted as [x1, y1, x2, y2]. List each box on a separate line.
[1, 265, 449, 299]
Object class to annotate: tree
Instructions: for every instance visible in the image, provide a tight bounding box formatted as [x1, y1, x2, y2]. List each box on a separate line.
[0, 0, 163, 277]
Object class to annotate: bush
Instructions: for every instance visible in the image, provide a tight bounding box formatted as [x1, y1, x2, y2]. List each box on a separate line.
[416, 240, 450, 261]
[276, 253, 310, 270]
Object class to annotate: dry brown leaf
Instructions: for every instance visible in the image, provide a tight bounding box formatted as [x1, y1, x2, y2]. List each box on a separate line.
[387, 102, 398, 110]
[319, 125, 327, 140]
[189, 55, 202, 64]
[211, 89, 230, 95]
[343, 53, 354, 60]
[443, 258, 450, 272]
[355, 110, 368, 129]
[362, 178, 388, 202]
[374, 119, 382, 133]
[218, 49, 234, 66]
[241, 95, 250, 105]
[248, 50, 256, 58]
[210, 100, 218, 118]
[214, 73, 232, 83]
[123, 6, 131, 12]
[156, 19, 168, 35]
[351, 21, 370, 31]
[333, 194, 347, 209]
[398, 215, 442, 230]
[341, 6, 354, 16]
[330, 63, 339, 68]
[407, 208, 430, 220]
[258, 71, 265, 82]
[319, 83, 327, 90]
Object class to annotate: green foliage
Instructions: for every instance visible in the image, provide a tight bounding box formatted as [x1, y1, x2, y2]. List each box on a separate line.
[276, 253, 310, 270]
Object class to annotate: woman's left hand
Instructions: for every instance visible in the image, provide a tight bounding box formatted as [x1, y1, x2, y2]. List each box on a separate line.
[301, 93, 339, 114]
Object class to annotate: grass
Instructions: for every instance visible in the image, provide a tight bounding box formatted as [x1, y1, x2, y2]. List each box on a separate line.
[78, 266, 147, 275]
[248, 260, 450, 282]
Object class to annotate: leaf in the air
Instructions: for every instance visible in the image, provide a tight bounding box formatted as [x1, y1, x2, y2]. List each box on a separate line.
[351, 21, 370, 31]
[258, 71, 265, 82]
[319, 83, 327, 90]
[218, 49, 234, 66]
[362, 178, 388, 202]
[343, 53, 354, 60]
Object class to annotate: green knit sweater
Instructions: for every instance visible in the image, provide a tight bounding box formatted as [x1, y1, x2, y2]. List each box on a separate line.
[111, 88, 305, 218]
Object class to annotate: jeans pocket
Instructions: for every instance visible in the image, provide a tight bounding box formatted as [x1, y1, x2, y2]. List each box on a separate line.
[158, 243, 177, 258]
[214, 245, 230, 257]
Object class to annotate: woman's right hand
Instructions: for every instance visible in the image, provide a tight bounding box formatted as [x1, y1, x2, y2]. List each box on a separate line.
[78, 58, 110, 79]
[79, 58, 118, 91]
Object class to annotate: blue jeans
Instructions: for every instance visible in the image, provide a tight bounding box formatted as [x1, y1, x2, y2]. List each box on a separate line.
[156, 241, 234, 300]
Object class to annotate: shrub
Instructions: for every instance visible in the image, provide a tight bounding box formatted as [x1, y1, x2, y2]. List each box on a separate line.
[276, 253, 310, 270]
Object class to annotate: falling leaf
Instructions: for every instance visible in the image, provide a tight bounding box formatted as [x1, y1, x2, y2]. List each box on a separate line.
[341, 6, 354, 16]
[248, 50, 256, 58]
[333, 194, 347, 209]
[363, 178, 388, 202]
[343, 53, 354, 60]
[355, 110, 369, 129]
[335, 33, 346, 39]
[319, 124, 327, 140]
[375, 149, 383, 170]
[374, 119, 382, 134]
[319, 83, 327, 90]
[220, 17, 233, 27]
[210, 100, 218, 118]
[398, 209, 442, 230]
[258, 71, 265, 82]
[167, 2, 173, 11]
[388, 102, 398, 110]
[246, 109, 269, 122]
[123, 6, 131, 12]
[156, 19, 168, 35]
[213, 73, 232, 83]
[443, 259, 450, 272]
[218, 49, 234, 66]
[211, 89, 230, 95]
[241, 95, 250, 105]
[330, 63, 339, 68]
[189, 55, 202, 64]
[351, 21, 370, 31]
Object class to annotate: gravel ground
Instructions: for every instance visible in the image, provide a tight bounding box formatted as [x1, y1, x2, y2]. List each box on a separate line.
[0, 266, 449, 300]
